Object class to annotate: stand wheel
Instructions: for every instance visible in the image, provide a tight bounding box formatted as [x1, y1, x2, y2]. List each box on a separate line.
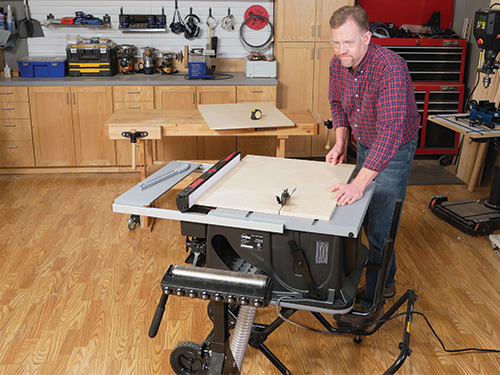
[354, 335, 362, 344]
[170, 341, 208, 375]
[439, 154, 453, 167]
[127, 215, 140, 230]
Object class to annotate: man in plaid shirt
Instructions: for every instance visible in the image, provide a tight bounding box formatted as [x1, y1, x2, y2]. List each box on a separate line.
[326, 6, 419, 330]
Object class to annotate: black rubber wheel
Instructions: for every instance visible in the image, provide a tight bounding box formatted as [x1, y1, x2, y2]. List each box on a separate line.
[170, 341, 207, 375]
[439, 154, 453, 167]
[127, 220, 137, 230]
[354, 335, 362, 344]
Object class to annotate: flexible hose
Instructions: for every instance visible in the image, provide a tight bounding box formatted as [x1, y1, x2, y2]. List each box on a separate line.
[229, 305, 257, 371]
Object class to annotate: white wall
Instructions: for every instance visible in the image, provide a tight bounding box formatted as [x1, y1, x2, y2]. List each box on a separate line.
[27, 0, 274, 58]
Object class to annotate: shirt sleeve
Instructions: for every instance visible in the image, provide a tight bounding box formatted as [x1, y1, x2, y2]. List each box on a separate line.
[328, 61, 349, 130]
[363, 67, 408, 172]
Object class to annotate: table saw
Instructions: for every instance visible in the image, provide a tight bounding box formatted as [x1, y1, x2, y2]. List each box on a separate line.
[113, 152, 416, 375]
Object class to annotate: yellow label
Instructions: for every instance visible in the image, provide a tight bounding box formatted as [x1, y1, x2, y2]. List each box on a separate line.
[406, 321, 412, 334]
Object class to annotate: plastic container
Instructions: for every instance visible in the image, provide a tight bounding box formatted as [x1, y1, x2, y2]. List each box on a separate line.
[245, 58, 277, 78]
[4, 63, 11, 78]
[17, 56, 67, 78]
[6, 5, 14, 32]
[0, 8, 6, 30]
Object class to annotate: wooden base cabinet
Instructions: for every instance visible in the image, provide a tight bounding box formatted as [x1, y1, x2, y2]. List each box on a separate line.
[0, 87, 34, 167]
[30, 86, 115, 167]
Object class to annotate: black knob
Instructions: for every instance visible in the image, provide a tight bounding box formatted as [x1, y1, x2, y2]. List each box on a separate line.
[227, 295, 236, 303]
[165, 288, 173, 295]
[176, 288, 185, 296]
[240, 297, 249, 305]
[188, 290, 198, 298]
[214, 293, 223, 302]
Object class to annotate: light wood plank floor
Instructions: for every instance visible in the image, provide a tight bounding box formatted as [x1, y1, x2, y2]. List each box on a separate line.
[0, 172, 499, 375]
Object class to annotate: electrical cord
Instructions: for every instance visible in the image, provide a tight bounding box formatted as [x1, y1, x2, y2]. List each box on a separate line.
[239, 14, 274, 51]
[275, 297, 500, 354]
[490, 3, 500, 8]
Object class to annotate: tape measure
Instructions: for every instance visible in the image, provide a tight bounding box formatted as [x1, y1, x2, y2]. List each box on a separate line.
[251, 109, 262, 120]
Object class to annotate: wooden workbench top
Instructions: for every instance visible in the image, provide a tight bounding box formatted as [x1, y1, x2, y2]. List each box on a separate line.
[106, 108, 319, 139]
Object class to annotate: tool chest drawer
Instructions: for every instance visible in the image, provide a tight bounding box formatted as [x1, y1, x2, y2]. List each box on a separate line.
[113, 86, 154, 102]
[0, 140, 35, 167]
[237, 86, 277, 102]
[113, 101, 154, 110]
[372, 39, 466, 83]
[0, 87, 29, 103]
[0, 103, 31, 119]
[0, 120, 33, 141]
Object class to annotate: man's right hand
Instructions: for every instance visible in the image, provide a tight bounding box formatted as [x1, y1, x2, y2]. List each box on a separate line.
[326, 145, 345, 165]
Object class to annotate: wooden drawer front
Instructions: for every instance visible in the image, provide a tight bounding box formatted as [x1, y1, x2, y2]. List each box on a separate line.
[0, 87, 29, 103]
[0, 103, 31, 119]
[113, 101, 155, 111]
[0, 140, 35, 167]
[237, 86, 277, 102]
[113, 86, 154, 102]
[0, 120, 32, 141]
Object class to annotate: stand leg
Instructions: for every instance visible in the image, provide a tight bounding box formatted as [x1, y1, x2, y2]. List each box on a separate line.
[276, 136, 288, 158]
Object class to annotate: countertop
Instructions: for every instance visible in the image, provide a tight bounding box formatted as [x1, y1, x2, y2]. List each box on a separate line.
[0, 72, 277, 86]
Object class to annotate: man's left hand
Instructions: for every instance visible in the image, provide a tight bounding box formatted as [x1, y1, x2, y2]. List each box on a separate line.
[329, 182, 363, 206]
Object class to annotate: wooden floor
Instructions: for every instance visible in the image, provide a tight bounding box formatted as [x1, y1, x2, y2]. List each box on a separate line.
[0, 171, 499, 375]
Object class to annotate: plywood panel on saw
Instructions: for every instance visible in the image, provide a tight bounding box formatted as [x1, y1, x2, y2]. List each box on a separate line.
[195, 155, 356, 220]
[197, 102, 295, 130]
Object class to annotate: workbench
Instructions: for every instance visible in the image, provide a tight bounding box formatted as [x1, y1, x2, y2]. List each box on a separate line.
[106, 108, 319, 180]
[428, 114, 500, 192]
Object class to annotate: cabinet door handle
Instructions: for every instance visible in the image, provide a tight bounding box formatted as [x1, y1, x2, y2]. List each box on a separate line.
[192, 92, 195, 104]
[2, 107, 14, 110]
[127, 91, 140, 94]
[72, 93, 76, 105]
[0, 92, 13, 95]
[66, 93, 69, 105]
[311, 26, 314, 37]
[198, 92, 202, 104]
[317, 48, 320, 60]
[6, 145, 19, 149]
[311, 49, 314, 60]
[128, 106, 141, 109]
[251, 90, 264, 93]
[3, 123, 16, 127]
[317, 25, 321, 37]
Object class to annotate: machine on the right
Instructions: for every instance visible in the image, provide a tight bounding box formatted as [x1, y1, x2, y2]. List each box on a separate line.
[430, 7, 500, 237]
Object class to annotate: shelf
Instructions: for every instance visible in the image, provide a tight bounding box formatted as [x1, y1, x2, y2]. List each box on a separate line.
[43, 21, 112, 30]
[118, 26, 168, 33]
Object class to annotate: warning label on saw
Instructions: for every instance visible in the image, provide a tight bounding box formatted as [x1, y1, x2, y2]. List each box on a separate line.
[240, 233, 264, 251]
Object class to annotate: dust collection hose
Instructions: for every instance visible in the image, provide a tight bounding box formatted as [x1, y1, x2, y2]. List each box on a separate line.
[230, 305, 257, 371]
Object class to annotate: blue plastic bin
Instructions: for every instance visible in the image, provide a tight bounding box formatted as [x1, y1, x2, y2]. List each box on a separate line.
[17, 56, 67, 78]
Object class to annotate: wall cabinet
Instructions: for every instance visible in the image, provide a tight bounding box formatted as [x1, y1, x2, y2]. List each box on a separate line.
[30, 86, 115, 167]
[275, 0, 353, 158]
[0, 87, 34, 167]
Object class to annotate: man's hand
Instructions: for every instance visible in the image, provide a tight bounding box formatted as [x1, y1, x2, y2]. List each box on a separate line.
[328, 167, 378, 206]
[329, 182, 363, 206]
[326, 145, 344, 165]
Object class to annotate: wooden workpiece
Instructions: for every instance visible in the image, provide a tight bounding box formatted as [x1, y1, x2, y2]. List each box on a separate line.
[195, 155, 355, 220]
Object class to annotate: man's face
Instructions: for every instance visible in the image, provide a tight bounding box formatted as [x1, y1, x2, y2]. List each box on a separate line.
[330, 18, 371, 70]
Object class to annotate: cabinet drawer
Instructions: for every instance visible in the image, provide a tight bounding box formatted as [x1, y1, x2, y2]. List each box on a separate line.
[0, 103, 31, 119]
[237, 86, 277, 102]
[114, 101, 155, 111]
[0, 87, 29, 103]
[0, 140, 35, 167]
[0, 120, 32, 141]
[113, 86, 154, 102]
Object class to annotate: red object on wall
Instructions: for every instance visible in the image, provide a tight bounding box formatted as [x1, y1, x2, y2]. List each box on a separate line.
[244, 5, 270, 30]
[357, 0, 455, 29]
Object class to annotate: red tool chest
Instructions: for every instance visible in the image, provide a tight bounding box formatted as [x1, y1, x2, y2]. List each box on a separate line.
[372, 38, 466, 156]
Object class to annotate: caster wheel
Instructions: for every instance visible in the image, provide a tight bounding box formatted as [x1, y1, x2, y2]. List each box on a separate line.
[439, 154, 453, 167]
[170, 341, 208, 375]
[354, 335, 362, 344]
[127, 215, 140, 230]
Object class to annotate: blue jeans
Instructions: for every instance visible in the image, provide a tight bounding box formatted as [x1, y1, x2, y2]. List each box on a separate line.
[357, 137, 417, 307]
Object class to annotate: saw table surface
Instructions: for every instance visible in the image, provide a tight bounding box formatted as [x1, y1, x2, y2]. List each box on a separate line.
[195, 155, 356, 221]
